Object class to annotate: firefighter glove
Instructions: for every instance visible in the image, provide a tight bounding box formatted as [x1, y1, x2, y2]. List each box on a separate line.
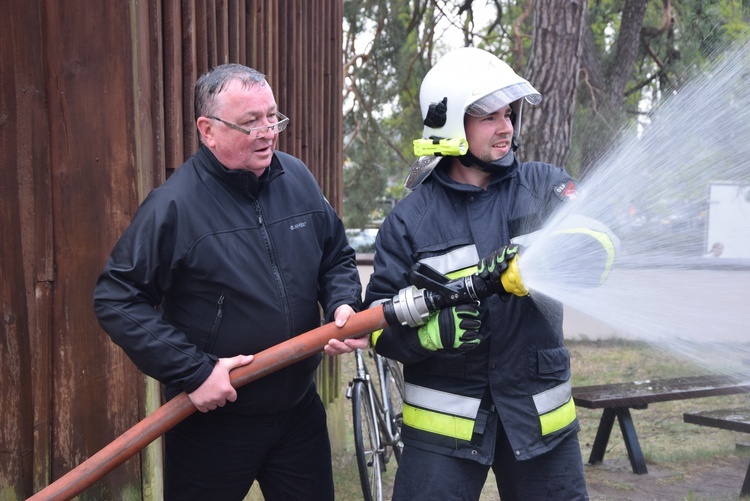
[417, 303, 484, 352]
[477, 244, 521, 295]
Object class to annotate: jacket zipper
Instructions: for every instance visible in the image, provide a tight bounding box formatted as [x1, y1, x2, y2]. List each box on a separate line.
[254, 200, 293, 338]
[204, 292, 225, 352]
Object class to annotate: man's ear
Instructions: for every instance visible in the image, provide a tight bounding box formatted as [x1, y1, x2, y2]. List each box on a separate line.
[196, 117, 216, 147]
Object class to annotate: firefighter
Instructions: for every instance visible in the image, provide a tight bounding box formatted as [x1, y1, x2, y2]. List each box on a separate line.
[364, 47, 592, 500]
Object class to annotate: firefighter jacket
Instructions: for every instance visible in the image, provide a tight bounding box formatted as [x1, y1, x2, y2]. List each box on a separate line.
[366, 158, 579, 464]
[94, 145, 362, 414]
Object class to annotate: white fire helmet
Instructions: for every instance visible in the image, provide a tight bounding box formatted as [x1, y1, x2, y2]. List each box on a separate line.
[414, 47, 541, 155]
[406, 47, 542, 189]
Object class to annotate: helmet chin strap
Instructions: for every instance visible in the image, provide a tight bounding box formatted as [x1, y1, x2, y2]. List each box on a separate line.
[459, 137, 518, 173]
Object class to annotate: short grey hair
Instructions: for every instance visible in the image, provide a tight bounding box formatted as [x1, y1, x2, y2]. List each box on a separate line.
[194, 63, 267, 121]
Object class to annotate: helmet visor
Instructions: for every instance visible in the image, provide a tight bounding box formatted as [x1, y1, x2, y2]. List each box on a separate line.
[465, 82, 542, 117]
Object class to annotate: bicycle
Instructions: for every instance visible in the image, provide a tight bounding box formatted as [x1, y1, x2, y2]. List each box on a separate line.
[347, 347, 405, 501]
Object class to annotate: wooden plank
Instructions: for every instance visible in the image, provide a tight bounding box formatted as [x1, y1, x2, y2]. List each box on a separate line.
[217, 0, 229, 64]
[573, 374, 750, 409]
[228, 0, 241, 62]
[205, 0, 217, 68]
[132, 1, 168, 494]
[133, 0, 166, 198]
[310, 0, 322, 184]
[267, 1, 279, 100]
[321, 0, 333, 202]
[684, 408, 750, 497]
[246, 0, 259, 65]
[182, 0, 199, 158]
[42, 1, 145, 497]
[220, 0, 228, 63]
[684, 408, 750, 434]
[237, 0, 246, 63]
[163, 0, 185, 175]
[195, 0, 209, 75]
[2, 0, 56, 496]
[0, 3, 35, 494]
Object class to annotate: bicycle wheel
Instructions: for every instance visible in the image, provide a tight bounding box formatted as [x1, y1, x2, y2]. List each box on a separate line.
[352, 380, 383, 501]
[383, 357, 405, 462]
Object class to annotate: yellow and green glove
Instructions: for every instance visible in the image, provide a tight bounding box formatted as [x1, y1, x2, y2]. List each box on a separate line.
[417, 303, 484, 353]
[477, 244, 521, 297]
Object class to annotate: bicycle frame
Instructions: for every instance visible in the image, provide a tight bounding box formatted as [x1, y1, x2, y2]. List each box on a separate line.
[353, 349, 401, 447]
[349, 348, 404, 501]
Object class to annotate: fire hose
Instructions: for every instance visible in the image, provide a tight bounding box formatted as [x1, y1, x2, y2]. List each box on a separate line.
[28, 257, 528, 500]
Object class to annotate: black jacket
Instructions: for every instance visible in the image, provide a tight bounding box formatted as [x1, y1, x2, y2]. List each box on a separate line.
[366, 159, 578, 463]
[94, 146, 361, 413]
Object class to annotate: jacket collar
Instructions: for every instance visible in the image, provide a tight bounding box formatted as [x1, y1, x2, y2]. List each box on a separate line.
[431, 156, 518, 193]
[198, 145, 284, 199]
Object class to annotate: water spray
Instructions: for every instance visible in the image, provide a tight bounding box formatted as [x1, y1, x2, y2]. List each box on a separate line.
[517, 40, 750, 372]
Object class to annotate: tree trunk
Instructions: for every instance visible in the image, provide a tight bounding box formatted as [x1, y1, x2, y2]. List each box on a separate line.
[608, 0, 650, 104]
[576, 0, 649, 177]
[521, 0, 587, 169]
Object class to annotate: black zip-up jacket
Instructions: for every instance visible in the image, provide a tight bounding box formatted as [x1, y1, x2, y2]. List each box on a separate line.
[94, 146, 362, 413]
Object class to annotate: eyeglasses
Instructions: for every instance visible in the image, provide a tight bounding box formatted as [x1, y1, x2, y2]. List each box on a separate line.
[207, 113, 289, 138]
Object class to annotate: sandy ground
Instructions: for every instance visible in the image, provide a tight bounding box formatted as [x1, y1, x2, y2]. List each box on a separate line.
[583, 455, 750, 501]
[471, 454, 750, 501]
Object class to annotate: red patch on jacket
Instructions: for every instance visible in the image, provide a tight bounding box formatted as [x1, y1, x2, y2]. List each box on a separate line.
[554, 181, 577, 201]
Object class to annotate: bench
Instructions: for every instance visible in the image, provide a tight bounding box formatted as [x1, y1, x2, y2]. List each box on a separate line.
[572, 374, 750, 474]
[683, 408, 750, 497]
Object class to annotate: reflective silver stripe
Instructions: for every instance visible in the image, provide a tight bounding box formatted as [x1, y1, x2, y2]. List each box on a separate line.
[419, 245, 479, 275]
[404, 383, 481, 419]
[533, 380, 572, 414]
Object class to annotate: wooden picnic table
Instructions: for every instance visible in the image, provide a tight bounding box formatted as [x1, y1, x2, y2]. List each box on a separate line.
[572, 374, 750, 474]
[684, 408, 750, 497]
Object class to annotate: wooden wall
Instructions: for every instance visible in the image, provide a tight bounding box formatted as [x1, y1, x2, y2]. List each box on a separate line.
[0, 1, 344, 498]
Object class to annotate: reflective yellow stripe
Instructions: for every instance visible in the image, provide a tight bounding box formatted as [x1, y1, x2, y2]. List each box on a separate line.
[554, 227, 616, 284]
[539, 397, 577, 435]
[368, 300, 388, 347]
[370, 329, 383, 346]
[445, 265, 478, 280]
[534, 381, 577, 435]
[403, 403, 475, 440]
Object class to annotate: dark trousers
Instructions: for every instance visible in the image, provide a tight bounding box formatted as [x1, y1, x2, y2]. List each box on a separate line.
[164, 385, 334, 501]
[392, 424, 588, 501]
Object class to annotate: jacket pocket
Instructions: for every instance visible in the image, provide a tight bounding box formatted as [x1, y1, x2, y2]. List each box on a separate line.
[202, 292, 225, 353]
[533, 346, 571, 381]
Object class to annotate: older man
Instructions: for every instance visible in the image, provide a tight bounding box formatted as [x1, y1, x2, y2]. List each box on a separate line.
[94, 63, 362, 500]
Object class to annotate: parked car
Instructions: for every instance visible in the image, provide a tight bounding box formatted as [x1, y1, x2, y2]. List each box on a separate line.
[346, 228, 378, 253]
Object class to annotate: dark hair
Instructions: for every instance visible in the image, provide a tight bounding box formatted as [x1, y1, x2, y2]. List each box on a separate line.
[194, 63, 267, 121]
